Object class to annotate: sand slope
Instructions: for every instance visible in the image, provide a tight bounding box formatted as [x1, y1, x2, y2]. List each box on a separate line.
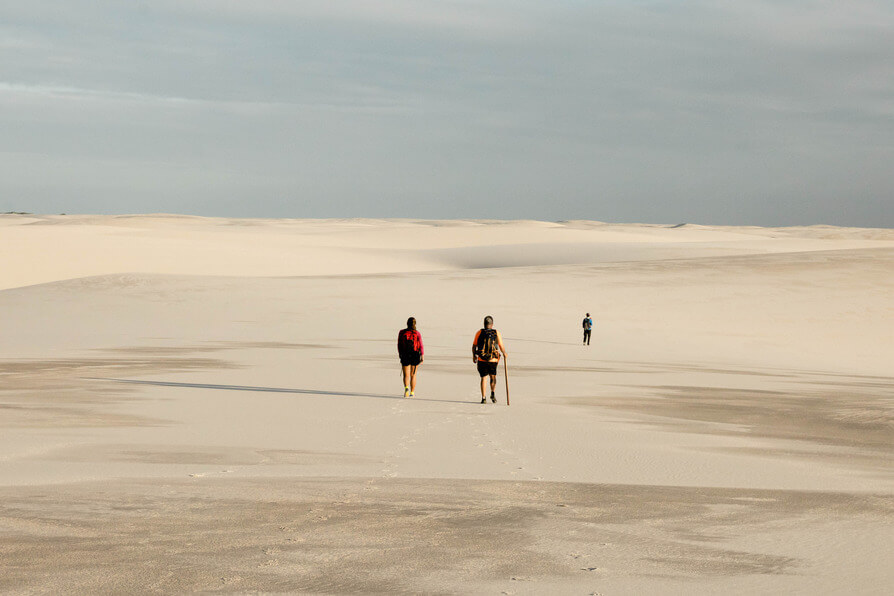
[1, 215, 892, 594]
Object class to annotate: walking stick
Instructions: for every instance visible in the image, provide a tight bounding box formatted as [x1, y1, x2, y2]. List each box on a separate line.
[503, 355, 510, 406]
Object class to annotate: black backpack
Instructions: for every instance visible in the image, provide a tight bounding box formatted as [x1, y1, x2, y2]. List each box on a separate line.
[476, 328, 499, 360]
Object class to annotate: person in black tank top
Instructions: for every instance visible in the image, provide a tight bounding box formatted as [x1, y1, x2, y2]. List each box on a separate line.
[472, 315, 508, 404]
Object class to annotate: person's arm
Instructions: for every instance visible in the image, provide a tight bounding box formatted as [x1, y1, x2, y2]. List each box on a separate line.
[472, 330, 480, 362]
[496, 330, 507, 358]
[418, 332, 424, 362]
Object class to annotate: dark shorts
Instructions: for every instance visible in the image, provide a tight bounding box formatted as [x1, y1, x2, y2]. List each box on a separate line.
[400, 354, 421, 367]
[477, 360, 498, 377]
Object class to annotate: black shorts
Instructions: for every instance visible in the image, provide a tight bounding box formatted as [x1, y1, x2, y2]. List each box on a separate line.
[477, 360, 498, 377]
[400, 354, 421, 367]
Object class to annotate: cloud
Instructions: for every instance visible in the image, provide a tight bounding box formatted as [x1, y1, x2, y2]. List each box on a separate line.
[155, 0, 533, 36]
[0, 82, 201, 106]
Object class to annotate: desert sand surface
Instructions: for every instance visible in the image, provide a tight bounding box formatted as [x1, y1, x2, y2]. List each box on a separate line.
[1, 214, 892, 594]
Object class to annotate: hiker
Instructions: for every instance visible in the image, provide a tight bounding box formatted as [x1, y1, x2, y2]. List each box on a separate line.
[582, 313, 593, 345]
[397, 317, 424, 397]
[472, 315, 508, 404]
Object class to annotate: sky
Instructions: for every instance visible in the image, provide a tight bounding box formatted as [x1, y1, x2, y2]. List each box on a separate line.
[1, 0, 892, 226]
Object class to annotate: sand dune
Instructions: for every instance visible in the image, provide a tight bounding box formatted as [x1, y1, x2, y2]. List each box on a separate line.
[1, 215, 892, 593]
[3, 214, 892, 289]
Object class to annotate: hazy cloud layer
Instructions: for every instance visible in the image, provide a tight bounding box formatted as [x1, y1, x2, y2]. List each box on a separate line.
[2, 0, 892, 225]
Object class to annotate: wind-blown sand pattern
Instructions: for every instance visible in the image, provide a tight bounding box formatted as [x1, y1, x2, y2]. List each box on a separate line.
[1, 215, 892, 594]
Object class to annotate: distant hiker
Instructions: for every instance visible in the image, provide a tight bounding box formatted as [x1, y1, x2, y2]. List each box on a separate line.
[582, 313, 593, 345]
[472, 315, 508, 404]
[398, 317, 424, 397]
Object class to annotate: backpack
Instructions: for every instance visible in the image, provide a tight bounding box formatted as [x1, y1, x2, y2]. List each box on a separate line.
[476, 328, 499, 360]
[399, 329, 421, 357]
[583, 318, 592, 330]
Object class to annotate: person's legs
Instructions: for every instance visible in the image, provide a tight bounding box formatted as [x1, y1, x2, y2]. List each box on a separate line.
[480, 375, 487, 399]
[489, 374, 497, 401]
[402, 365, 411, 396]
[410, 365, 418, 393]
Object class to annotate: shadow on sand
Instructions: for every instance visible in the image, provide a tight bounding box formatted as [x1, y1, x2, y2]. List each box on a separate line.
[89, 378, 466, 404]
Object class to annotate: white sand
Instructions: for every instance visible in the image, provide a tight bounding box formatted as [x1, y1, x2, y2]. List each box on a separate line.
[1, 214, 892, 594]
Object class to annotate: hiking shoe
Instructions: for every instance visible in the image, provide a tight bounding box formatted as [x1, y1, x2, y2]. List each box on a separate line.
[409, 391, 414, 397]
[490, 393, 497, 403]
[404, 387, 410, 398]
[480, 397, 486, 404]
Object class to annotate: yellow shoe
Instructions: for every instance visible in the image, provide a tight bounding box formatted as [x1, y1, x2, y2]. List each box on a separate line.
[404, 387, 410, 398]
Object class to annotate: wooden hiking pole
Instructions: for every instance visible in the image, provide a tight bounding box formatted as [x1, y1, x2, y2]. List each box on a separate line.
[503, 355, 510, 406]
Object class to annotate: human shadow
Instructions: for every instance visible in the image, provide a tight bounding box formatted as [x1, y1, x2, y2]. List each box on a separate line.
[91, 377, 466, 404]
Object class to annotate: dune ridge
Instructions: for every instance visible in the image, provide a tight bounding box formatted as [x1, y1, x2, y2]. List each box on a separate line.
[3, 214, 892, 290]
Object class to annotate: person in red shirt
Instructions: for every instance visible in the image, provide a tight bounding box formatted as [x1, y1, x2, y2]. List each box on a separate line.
[397, 317, 424, 397]
[472, 315, 508, 404]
